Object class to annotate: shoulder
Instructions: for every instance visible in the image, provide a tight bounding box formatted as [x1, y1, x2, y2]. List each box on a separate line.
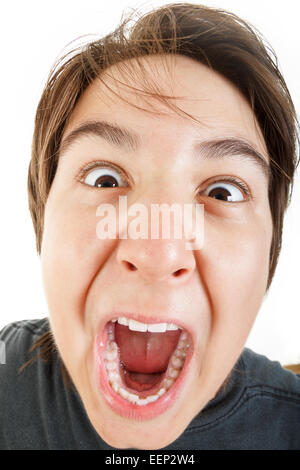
[241, 347, 300, 397]
[183, 349, 300, 449]
[0, 317, 50, 341]
[0, 318, 50, 365]
[0, 318, 60, 449]
[238, 348, 300, 447]
[0, 318, 51, 387]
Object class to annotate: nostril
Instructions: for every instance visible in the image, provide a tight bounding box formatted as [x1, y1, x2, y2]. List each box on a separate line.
[173, 268, 188, 277]
[122, 261, 137, 271]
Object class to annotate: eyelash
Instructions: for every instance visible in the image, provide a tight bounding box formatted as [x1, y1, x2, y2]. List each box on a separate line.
[76, 160, 252, 201]
[201, 175, 252, 201]
[77, 160, 125, 181]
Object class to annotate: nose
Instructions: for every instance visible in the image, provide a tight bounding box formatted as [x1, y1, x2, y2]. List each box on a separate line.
[116, 237, 196, 284]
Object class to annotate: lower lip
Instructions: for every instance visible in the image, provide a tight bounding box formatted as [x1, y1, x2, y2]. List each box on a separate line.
[93, 324, 193, 420]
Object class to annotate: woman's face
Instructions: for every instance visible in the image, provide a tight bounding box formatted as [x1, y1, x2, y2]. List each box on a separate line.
[41, 54, 272, 449]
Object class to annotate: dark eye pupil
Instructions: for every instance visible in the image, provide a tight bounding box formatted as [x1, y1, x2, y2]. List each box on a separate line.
[95, 175, 118, 188]
[208, 187, 231, 201]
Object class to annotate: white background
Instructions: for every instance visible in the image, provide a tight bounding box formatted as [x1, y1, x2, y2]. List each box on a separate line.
[0, 0, 299, 365]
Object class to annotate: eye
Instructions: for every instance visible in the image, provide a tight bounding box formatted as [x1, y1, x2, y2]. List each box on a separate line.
[202, 180, 246, 202]
[82, 164, 128, 188]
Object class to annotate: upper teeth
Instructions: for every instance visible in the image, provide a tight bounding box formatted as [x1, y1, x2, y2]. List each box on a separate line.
[112, 317, 181, 333]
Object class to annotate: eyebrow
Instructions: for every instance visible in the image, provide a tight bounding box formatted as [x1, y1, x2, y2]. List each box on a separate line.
[196, 138, 271, 180]
[59, 119, 270, 179]
[59, 120, 140, 156]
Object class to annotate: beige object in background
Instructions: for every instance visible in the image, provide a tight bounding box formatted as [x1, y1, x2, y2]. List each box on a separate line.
[284, 363, 300, 374]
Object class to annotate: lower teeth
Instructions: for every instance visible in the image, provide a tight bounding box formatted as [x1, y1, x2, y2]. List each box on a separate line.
[103, 324, 190, 406]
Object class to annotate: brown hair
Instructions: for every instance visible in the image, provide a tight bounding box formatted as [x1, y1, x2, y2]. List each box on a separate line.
[25, 2, 299, 375]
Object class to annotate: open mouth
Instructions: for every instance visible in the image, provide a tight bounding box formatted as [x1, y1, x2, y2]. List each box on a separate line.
[96, 316, 192, 417]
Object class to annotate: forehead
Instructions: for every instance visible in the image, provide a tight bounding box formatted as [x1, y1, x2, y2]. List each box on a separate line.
[63, 54, 268, 159]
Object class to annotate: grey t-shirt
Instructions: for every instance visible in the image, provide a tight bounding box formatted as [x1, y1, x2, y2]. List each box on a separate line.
[0, 318, 300, 450]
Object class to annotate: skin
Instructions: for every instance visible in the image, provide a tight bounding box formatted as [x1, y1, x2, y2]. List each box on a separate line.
[40, 54, 273, 449]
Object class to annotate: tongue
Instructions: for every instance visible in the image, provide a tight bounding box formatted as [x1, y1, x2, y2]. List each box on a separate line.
[115, 323, 181, 374]
[124, 371, 163, 392]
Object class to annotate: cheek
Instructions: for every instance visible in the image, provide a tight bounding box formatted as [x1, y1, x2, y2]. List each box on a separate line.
[40, 199, 115, 363]
[191, 212, 272, 402]
[196, 212, 272, 343]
